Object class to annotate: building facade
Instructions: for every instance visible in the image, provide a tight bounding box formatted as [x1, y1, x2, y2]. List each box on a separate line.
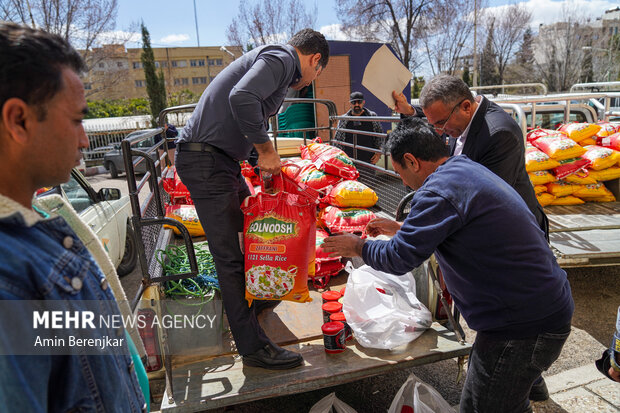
[82, 45, 242, 101]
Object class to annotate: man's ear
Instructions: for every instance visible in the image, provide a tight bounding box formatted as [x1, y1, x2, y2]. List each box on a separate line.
[1, 98, 33, 145]
[311, 53, 321, 68]
[402, 153, 419, 171]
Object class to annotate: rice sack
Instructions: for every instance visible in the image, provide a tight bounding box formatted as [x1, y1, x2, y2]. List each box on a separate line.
[551, 157, 592, 179]
[324, 180, 378, 208]
[241, 184, 316, 304]
[313, 229, 344, 287]
[164, 204, 205, 237]
[532, 134, 586, 161]
[537, 192, 556, 207]
[573, 182, 615, 199]
[529, 170, 557, 185]
[581, 145, 620, 170]
[525, 144, 561, 172]
[564, 171, 597, 185]
[558, 123, 601, 143]
[300, 141, 359, 180]
[549, 195, 585, 205]
[598, 132, 620, 151]
[319, 206, 376, 233]
[546, 181, 578, 197]
[589, 166, 620, 182]
[596, 122, 619, 138]
[527, 128, 562, 143]
[533, 185, 548, 195]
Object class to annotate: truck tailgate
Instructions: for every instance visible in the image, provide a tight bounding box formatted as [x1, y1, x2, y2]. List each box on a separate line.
[159, 282, 470, 412]
[546, 202, 620, 267]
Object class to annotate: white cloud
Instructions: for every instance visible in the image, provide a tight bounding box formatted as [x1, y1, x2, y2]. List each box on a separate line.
[160, 34, 191, 44]
[97, 30, 141, 45]
[319, 23, 349, 41]
[483, 0, 618, 31]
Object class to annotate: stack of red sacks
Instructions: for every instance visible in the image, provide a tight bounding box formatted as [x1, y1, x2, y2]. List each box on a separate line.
[526, 122, 620, 206]
[278, 139, 380, 288]
[161, 167, 205, 236]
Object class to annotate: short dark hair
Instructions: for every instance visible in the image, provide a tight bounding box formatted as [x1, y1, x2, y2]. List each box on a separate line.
[386, 117, 449, 165]
[288, 28, 329, 69]
[0, 22, 86, 120]
[419, 74, 474, 109]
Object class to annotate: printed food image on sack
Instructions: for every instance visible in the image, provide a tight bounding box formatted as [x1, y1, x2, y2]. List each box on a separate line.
[241, 174, 317, 305]
[300, 138, 359, 180]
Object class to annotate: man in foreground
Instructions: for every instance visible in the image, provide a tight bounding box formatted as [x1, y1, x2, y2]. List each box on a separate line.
[0, 23, 146, 411]
[175, 29, 329, 369]
[323, 118, 573, 413]
[333, 91, 383, 164]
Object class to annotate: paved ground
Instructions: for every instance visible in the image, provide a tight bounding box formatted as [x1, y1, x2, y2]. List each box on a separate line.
[88, 171, 620, 412]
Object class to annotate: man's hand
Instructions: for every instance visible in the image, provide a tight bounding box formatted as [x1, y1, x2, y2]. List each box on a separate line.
[609, 367, 620, 382]
[322, 233, 365, 258]
[370, 153, 381, 165]
[365, 217, 402, 237]
[392, 90, 416, 116]
[254, 141, 281, 175]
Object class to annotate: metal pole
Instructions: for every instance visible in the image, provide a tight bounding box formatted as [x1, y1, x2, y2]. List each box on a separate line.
[193, 0, 200, 47]
[472, 0, 478, 87]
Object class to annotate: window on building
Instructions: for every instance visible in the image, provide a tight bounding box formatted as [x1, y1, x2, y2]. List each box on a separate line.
[208, 58, 223, 66]
[174, 78, 189, 86]
[135, 80, 145, 87]
[83, 83, 92, 90]
[155, 61, 168, 68]
[98, 62, 105, 68]
[117, 61, 124, 68]
[190, 59, 205, 67]
[133, 62, 142, 69]
[171, 60, 187, 68]
[192, 77, 207, 85]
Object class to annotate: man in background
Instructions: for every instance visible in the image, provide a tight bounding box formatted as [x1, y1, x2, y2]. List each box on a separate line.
[333, 91, 384, 164]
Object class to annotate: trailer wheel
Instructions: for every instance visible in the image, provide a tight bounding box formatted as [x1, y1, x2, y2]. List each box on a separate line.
[395, 191, 415, 221]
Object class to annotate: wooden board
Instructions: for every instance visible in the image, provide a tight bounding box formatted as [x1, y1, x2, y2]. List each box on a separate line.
[545, 202, 620, 265]
[160, 323, 469, 412]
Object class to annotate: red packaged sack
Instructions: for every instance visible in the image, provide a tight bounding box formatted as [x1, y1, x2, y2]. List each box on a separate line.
[551, 157, 592, 180]
[241, 175, 317, 304]
[313, 229, 344, 288]
[240, 161, 261, 186]
[319, 206, 376, 233]
[527, 128, 562, 143]
[598, 132, 620, 151]
[300, 140, 359, 180]
[162, 166, 193, 205]
[282, 158, 342, 192]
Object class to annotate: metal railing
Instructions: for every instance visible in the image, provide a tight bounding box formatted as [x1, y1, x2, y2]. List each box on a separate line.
[471, 83, 548, 96]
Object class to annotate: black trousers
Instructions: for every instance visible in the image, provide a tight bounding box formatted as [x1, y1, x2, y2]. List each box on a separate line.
[175, 150, 270, 355]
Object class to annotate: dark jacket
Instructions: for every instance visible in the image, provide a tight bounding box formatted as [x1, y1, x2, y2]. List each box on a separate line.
[362, 156, 573, 337]
[412, 98, 548, 234]
[453, 97, 547, 234]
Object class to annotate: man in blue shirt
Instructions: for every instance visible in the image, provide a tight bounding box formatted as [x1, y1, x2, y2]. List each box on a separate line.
[0, 23, 146, 412]
[323, 118, 573, 413]
[175, 29, 329, 369]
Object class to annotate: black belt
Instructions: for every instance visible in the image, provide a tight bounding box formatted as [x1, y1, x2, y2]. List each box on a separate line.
[177, 142, 228, 156]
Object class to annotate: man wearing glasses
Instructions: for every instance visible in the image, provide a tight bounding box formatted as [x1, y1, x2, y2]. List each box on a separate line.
[392, 75, 550, 402]
[392, 75, 547, 239]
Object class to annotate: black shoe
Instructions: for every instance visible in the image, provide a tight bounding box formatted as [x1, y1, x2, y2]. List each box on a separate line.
[253, 300, 280, 315]
[529, 377, 549, 401]
[242, 342, 303, 370]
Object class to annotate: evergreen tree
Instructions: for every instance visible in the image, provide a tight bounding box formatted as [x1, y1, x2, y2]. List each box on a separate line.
[462, 66, 471, 86]
[480, 20, 499, 89]
[141, 23, 167, 127]
[412, 76, 425, 98]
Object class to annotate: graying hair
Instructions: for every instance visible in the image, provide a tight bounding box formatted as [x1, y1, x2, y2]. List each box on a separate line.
[419, 74, 474, 109]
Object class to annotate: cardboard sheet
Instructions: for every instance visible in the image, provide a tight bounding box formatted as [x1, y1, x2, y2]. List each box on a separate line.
[362, 45, 412, 109]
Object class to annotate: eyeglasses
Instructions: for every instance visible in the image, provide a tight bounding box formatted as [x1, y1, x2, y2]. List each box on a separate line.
[351, 100, 363, 104]
[429, 99, 466, 133]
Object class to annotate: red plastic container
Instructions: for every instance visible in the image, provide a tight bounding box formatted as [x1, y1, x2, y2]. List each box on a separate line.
[330, 312, 352, 341]
[321, 290, 342, 304]
[321, 321, 346, 353]
[322, 301, 343, 324]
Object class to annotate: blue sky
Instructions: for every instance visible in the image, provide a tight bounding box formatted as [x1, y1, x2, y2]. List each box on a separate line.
[111, 0, 617, 48]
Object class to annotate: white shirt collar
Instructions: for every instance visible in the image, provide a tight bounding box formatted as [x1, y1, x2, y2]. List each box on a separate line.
[453, 95, 483, 156]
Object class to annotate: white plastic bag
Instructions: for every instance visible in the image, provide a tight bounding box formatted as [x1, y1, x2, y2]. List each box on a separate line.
[388, 373, 455, 413]
[308, 392, 358, 413]
[342, 264, 432, 349]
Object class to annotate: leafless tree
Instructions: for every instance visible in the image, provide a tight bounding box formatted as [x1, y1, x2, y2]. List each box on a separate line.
[418, 0, 480, 76]
[533, 3, 590, 92]
[483, 3, 532, 85]
[227, 0, 317, 48]
[336, 0, 432, 71]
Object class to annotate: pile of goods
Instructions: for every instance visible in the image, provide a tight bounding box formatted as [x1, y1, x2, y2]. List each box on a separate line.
[526, 122, 620, 206]
[162, 167, 205, 237]
[280, 139, 379, 288]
